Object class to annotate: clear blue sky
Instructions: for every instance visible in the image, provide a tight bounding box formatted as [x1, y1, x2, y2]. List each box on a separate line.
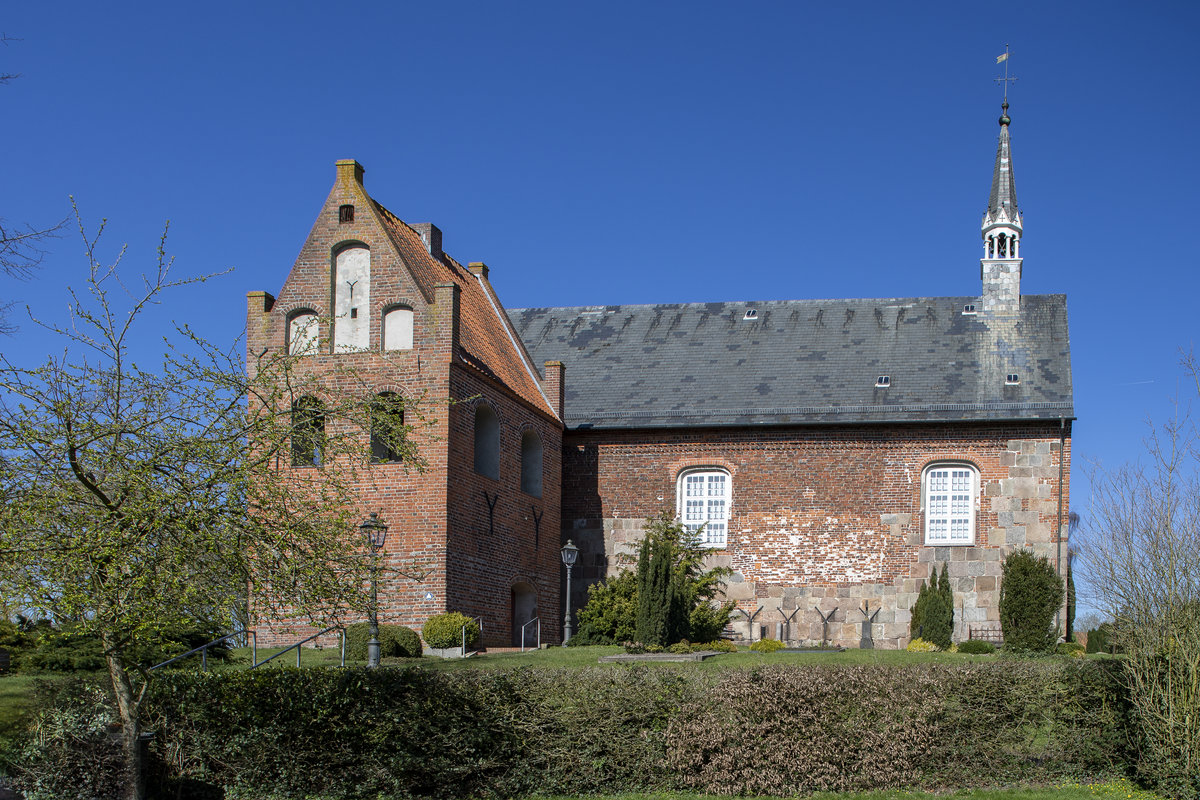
[3, 3, 1197, 542]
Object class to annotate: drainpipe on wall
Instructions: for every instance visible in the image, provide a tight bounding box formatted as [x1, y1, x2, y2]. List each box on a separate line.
[1055, 417, 1066, 639]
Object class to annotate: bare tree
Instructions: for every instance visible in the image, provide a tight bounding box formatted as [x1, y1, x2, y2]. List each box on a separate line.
[1079, 352, 1200, 795]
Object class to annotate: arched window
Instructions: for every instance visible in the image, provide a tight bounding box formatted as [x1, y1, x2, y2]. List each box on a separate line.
[473, 403, 500, 479]
[383, 306, 414, 351]
[676, 468, 731, 548]
[923, 463, 978, 545]
[291, 396, 326, 467]
[333, 245, 370, 353]
[520, 430, 543, 496]
[288, 311, 318, 356]
[370, 392, 405, 464]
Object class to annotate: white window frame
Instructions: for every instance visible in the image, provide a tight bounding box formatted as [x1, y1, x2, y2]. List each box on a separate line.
[677, 468, 731, 548]
[923, 463, 978, 545]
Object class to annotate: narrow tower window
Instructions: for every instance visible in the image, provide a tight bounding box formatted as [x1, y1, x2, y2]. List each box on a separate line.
[370, 392, 405, 464]
[520, 430, 543, 497]
[291, 396, 326, 467]
[383, 306, 414, 351]
[338, 204, 355, 223]
[473, 403, 500, 480]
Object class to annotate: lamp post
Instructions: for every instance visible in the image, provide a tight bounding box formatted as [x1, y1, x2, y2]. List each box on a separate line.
[360, 513, 388, 668]
[560, 539, 578, 646]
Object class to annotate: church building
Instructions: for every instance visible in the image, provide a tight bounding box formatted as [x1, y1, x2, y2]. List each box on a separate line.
[248, 100, 1072, 650]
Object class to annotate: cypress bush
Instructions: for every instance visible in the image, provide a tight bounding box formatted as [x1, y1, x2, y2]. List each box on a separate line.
[910, 573, 952, 649]
[635, 531, 672, 646]
[999, 549, 1064, 652]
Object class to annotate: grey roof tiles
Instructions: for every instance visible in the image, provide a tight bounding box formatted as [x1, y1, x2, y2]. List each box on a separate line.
[511, 295, 1072, 430]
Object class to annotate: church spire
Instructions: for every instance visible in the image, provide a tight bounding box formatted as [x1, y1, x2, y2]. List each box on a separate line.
[982, 101, 1022, 253]
[980, 50, 1024, 314]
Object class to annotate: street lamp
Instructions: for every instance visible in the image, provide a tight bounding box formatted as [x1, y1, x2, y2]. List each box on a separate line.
[560, 539, 579, 646]
[360, 513, 388, 668]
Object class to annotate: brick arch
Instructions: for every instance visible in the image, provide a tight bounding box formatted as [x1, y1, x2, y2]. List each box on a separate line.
[276, 301, 326, 318]
[330, 239, 370, 257]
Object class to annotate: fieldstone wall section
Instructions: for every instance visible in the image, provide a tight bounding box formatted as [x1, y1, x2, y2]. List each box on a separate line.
[562, 423, 1070, 649]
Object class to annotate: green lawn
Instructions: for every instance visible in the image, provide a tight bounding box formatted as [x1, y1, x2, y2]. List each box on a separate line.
[526, 781, 1164, 800]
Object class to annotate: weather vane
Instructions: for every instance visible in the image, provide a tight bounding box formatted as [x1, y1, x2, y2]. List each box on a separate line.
[995, 44, 1017, 103]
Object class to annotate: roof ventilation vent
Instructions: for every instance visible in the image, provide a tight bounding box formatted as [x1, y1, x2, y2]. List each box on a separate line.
[1005, 373, 1020, 385]
[743, 309, 758, 320]
[876, 376, 891, 388]
[338, 204, 355, 223]
[962, 303, 977, 315]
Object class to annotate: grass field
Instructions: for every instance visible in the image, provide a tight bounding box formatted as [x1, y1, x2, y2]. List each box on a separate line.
[530, 783, 1163, 800]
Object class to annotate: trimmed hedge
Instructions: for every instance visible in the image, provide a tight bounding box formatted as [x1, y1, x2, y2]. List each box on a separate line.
[10, 660, 1133, 799]
[343, 623, 422, 660]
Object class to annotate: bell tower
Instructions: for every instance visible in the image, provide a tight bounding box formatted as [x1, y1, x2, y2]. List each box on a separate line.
[980, 98, 1023, 314]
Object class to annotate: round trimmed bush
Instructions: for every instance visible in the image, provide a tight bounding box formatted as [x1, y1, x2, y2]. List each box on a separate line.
[749, 638, 785, 653]
[957, 639, 996, 655]
[906, 637, 939, 652]
[343, 623, 421, 660]
[422, 612, 479, 649]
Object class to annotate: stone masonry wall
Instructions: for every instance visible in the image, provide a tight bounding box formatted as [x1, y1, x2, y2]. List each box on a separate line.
[561, 421, 1070, 649]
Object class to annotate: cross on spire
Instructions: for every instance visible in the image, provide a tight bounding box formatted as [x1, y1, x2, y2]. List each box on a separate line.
[995, 44, 1017, 104]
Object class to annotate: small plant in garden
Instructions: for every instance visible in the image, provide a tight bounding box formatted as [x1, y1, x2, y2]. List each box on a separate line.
[698, 639, 738, 652]
[1055, 641, 1086, 658]
[998, 549, 1064, 652]
[957, 639, 996, 654]
[422, 612, 479, 649]
[749, 638, 786, 653]
[906, 637, 939, 652]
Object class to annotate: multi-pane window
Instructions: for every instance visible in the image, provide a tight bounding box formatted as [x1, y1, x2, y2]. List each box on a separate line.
[678, 469, 730, 548]
[924, 465, 977, 545]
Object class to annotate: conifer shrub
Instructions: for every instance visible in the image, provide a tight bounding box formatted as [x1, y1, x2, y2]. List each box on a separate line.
[910, 572, 953, 650]
[343, 622, 422, 659]
[999, 549, 1064, 652]
[957, 639, 996, 654]
[1086, 623, 1116, 654]
[422, 612, 479, 649]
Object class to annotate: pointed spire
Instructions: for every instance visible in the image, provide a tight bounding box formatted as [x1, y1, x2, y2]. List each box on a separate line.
[985, 102, 1020, 228]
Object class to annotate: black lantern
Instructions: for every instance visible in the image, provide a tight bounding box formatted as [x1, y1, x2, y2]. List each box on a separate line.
[560, 540, 579, 645]
[360, 513, 388, 667]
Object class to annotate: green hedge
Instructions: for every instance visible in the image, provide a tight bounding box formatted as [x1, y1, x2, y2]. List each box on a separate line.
[343, 623, 422, 660]
[9, 660, 1134, 799]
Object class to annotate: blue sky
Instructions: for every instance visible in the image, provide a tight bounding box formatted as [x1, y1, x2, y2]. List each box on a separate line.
[3, 2, 1198, 541]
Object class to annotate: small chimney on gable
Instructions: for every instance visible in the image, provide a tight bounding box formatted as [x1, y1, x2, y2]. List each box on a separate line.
[411, 223, 443, 261]
[335, 159, 365, 188]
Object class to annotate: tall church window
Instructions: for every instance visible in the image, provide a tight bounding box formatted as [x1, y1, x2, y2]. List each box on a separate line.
[520, 430, 543, 497]
[291, 396, 326, 467]
[383, 306, 414, 351]
[370, 392, 405, 464]
[288, 311, 318, 356]
[923, 463, 978, 545]
[333, 245, 370, 352]
[677, 468, 730, 548]
[473, 403, 500, 479]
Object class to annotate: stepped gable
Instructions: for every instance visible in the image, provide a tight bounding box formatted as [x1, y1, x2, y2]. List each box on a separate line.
[371, 201, 555, 419]
[511, 294, 1072, 430]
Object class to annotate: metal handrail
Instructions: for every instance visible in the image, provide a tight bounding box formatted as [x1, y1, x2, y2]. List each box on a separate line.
[149, 630, 254, 673]
[460, 617, 484, 658]
[520, 617, 540, 652]
[251, 626, 344, 669]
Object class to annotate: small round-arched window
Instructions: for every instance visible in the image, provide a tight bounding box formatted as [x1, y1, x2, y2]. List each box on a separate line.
[383, 306, 414, 351]
[473, 404, 500, 479]
[288, 311, 318, 356]
[520, 430, 543, 497]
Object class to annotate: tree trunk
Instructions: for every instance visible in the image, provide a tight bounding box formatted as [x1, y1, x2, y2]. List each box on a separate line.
[104, 641, 145, 800]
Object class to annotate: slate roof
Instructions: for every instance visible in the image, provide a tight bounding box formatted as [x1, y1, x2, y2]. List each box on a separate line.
[511, 295, 1073, 430]
[986, 110, 1020, 226]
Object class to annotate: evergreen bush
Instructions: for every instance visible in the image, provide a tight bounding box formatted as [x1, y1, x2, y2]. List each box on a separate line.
[910, 573, 952, 650]
[957, 639, 996, 654]
[999, 549, 1064, 652]
[343, 622, 422, 659]
[1086, 623, 1116, 654]
[573, 570, 637, 644]
[422, 612, 479, 649]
